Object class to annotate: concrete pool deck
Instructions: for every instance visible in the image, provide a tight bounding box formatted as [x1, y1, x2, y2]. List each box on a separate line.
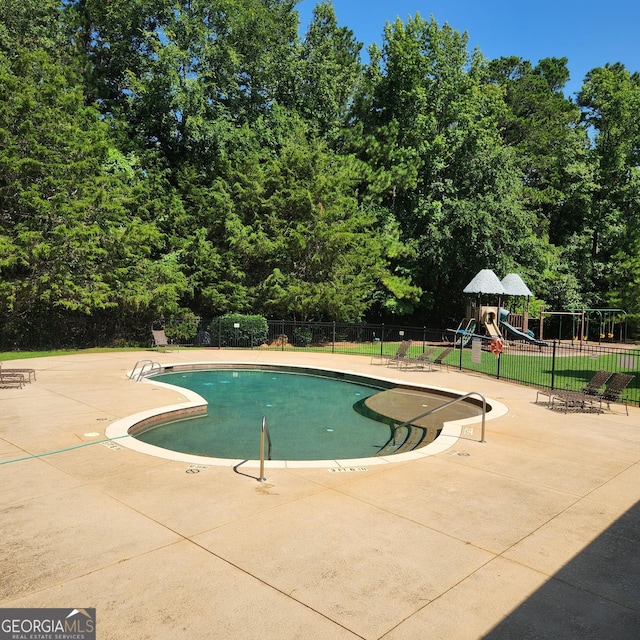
[1, 349, 639, 639]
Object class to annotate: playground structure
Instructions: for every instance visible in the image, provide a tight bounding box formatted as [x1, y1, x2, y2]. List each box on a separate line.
[454, 269, 629, 347]
[456, 305, 548, 347]
[455, 269, 549, 347]
[539, 308, 628, 344]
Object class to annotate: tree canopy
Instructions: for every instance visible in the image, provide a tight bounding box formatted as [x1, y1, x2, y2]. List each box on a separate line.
[1, 1, 639, 346]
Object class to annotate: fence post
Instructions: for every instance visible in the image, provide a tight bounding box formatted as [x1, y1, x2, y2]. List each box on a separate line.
[380, 323, 385, 357]
[551, 340, 557, 390]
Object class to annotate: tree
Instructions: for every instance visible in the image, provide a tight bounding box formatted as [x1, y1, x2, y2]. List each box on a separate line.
[0, 44, 190, 339]
[222, 113, 419, 320]
[296, 1, 363, 141]
[483, 57, 590, 243]
[350, 15, 547, 319]
[578, 63, 640, 327]
[0, 0, 63, 54]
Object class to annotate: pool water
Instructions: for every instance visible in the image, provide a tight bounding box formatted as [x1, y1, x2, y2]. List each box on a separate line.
[135, 369, 393, 460]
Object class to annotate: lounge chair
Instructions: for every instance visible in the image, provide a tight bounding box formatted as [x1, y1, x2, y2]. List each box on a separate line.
[151, 329, 170, 351]
[600, 373, 635, 415]
[536, 370, 612, 406]
[0, 362, 35, 385]
[387, 340, 413, 368]
[431, 347, 453, 371]
[552, 372, 634, 414]
[400, 348, 438, 371]
[0, 370, 25, 388]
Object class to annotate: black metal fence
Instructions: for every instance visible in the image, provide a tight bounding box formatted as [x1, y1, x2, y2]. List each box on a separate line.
[454, 338, 640, 407]
[209, 319, 450, 353]
[206, 319, 640, 407]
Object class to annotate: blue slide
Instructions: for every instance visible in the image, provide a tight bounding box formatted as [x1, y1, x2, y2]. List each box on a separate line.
[500, 320, 549, 347]
[455, 319, 477, 346]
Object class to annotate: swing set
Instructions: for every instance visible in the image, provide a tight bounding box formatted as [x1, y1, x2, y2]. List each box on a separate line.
[539, 308, 628, 344]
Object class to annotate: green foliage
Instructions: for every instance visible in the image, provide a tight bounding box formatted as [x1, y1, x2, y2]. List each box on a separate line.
[292, 326, 313, 347]
[210, 314, 268, 346]
[297, 1, 363, 140]
[578, 63, 640, 320]
[1, 1, 639, 345]
[349, 15, 549, 315]
[158, 313, 199, 342]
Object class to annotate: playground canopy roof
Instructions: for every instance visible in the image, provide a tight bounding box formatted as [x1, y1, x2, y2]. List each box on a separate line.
[463, 269, 505, 294]
[501, 273, 533, 297]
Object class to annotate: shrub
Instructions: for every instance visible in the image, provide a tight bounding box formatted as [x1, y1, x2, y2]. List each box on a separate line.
[163, 314, 199, 343]
[293, 326, 313, 346]
[210, 314, 268, 347]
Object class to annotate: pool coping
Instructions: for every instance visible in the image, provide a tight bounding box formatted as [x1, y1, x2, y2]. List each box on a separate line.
[106, 361, 509, 469]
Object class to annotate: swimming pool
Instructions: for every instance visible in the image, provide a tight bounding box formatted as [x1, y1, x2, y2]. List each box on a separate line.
[134, 369, 393, 460]
[107, 363, 494, 466]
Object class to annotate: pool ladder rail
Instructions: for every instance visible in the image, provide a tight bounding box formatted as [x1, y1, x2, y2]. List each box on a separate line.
[390, 391, 487, 452]
[258, 416, 272, 482]
[130, 360, 163, 381]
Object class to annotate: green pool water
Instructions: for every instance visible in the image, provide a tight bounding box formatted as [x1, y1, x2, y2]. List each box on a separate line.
[135, 369, 393, 460]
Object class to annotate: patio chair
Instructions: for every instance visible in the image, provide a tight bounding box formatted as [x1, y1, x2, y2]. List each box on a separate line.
[536, 370, 612, 405]
[552, 372, 634, 415]
[0, 362, 36, 383]
[386, 340, 413, 368]
[431, 347, 453, 371]
[400, 348, 438, 371]
[600, 373, 635, 415]
[151, 329, 171, 351]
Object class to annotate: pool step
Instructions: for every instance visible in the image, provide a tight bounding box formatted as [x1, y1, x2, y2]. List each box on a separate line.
[376, 425, 428, 456]
[394, 426, 428, 453]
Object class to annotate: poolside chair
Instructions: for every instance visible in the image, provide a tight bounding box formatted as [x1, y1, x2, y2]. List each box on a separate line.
[0, 369, 25, 388]
[387, 340, 412, 368]
[151, 329, 171, 351]
[400, 348, 438, 371]
[536, 370, 612, 406]
[0, 362, 36, 382]
[599, 373, 635, 415]
[552, 372, 634, 415]
[431, 347, 453, 371]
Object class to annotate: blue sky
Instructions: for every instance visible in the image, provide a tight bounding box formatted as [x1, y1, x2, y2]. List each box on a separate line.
[296, 0, 640, 99]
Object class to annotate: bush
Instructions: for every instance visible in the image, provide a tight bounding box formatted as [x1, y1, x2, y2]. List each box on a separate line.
[210, 314, 268, 347]
[293, 326, 313, 346]
[162, 314, 199, 343]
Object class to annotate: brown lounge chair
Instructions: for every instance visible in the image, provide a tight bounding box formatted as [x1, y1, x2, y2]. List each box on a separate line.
[152, 329, 171, 351]
[599, 373, 635, 415]
[0, 371, 25, 388]
[431, 347, 453, 371]
[387, 340, 413, 368]
[552, 372, 634, 415]
[400, 348, 438, 371]
[0, 362, 36, 387]
[536, 370, 612, 406]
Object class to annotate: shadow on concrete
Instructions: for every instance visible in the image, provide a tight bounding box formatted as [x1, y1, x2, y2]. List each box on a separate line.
[484, 499, 640, 639]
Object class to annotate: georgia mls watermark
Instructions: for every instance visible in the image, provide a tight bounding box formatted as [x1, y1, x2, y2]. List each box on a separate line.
[0, 609, 95, 640]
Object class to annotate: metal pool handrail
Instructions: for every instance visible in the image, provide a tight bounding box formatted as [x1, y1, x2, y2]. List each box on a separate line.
[258, 416, 272, 482]
[129, 360, 162, 381]
[393, 391, 487, 443]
